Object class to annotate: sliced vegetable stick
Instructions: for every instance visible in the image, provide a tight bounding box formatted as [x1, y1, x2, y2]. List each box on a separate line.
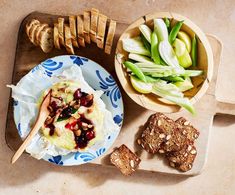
[58, 17, 65, 46]
[104, 19, 116, 54]
[54, 23, 61, 49]
[69, 15, 79, 48]
[64, 25, 75, 54]
[83, 11, 91, 44]
[90, 8, 99, 43]
[76, 15, 85, 47]
[97, 13, 107, 49]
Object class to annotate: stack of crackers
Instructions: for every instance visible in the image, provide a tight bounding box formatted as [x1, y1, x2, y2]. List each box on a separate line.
[138, 113, 199, 172]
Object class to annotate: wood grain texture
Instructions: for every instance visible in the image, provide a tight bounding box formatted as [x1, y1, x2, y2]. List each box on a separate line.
[5, 12, 235, 176]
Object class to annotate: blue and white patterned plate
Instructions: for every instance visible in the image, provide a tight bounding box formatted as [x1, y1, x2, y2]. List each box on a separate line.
[13, 55, 123, 166]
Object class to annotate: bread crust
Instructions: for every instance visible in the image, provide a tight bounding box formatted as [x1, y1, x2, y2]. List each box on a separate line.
[76, 15, 85, 47]
[64, 25, 75, 54]
[83, 11, 91, 44]
[58, 17, 65, 46]
[90, 8, 99, 43]
[38, 27, 53, 53]
[35, 23, 49, 46]
[69, 15, 79, 48]
[26, 19, 40, 37]
[28, 23, 40, 45]
[104, 19, 116, 54]
[96, 13, 107, 49]
[53, 23, 60, 49]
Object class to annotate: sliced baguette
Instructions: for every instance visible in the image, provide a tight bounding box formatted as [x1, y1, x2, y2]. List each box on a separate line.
[96, 14, 108, 49]
[83, 11, 91, 44]
[90, 8, 99, 43]
[64, 25, 75, 54]
[76, 15, 85, 47]
[28, 23, 40, 45]
[54, 23, 61, 49]
[104, 19, 116, 54]
[58, 17, 65, 46]
[26, 19, 40, 37]
[35, 23, 49, 46]
[69, 15, 79, 48]
[38, 27, 53, 53]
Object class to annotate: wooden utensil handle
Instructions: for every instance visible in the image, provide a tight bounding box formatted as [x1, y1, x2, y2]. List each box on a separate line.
[215, 101, 235, 116]
[11, 116, 45, 164]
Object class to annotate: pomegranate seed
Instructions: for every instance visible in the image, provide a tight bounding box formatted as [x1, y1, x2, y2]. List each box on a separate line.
[86, 131, 95, 140]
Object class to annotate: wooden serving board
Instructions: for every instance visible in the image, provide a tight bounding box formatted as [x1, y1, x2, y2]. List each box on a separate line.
[5, 12, 235, 176]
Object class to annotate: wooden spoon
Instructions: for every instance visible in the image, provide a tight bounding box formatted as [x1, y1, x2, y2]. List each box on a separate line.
[11, 90, 52, 164]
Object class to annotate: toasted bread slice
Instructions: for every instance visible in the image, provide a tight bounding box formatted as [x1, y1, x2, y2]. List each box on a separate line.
[76, 15, 85, 47]
[28, 23, 40, 45]
[38, 27, 53, 53]
[83, 11, 91, 44]
[104, 19, 116, 54]
[69, 15, 79, 48]
[58, 17, 65, 46]
[64, 25, 75, 54]
[35, 23, 49, 46]
[110, 145, 141, 176]
[90, 8, 99, 43]
[54, 23, 60, 49]
[97, 14, 107, 49]
[26, 19, 40, 37]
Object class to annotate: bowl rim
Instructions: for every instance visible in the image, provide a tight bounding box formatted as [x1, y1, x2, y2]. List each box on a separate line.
[114, 12, 214, 113]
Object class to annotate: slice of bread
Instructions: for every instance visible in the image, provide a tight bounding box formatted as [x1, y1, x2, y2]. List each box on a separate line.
[64, 25, 75, 54]
[104, 19, 116, 54]
[69, 15, 79, 48]
[90, 8, 99, 43]
[35, 23, 49, 46]
[110, 144, 141, 176]
[28, 23, 40, 45]
[38, 27, 54, 53]
[96, 14, 107, 49]
[83, 11, 91, 44]
[76, 15, 85, 47]
[26, 19, 40, 37]
[58, 17, 65, 46]
[53, 23, 60, 49]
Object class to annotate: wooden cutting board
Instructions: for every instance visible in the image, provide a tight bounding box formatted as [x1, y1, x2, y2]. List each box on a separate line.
[5, 12, 235, 176]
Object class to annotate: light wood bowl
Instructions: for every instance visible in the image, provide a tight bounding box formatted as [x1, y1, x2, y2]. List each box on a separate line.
[115, 12, 213, 113]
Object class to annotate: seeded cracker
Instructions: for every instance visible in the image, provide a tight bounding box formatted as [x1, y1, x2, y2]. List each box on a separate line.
[110, 145, 141, 176]
[167, 144, 197, 172]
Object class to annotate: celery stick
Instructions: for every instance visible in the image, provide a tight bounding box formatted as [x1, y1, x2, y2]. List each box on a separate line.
[128, 53, 152, 63]
[141, 34, 151, 53]
[162, 76, 184, 82]
[152, 83, 195, 115]
[181, 70, 203, 77]
[151, 32, 161, 64]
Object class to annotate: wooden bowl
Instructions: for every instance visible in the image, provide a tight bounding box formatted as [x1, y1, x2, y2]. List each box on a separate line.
[115, 12, 213, 113]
